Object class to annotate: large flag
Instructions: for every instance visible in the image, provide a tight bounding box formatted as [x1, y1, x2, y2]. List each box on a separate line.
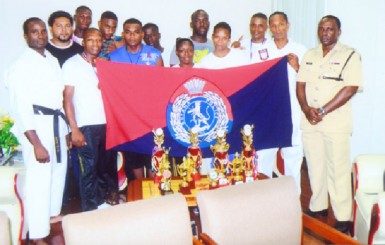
[97, 57, 292, 157]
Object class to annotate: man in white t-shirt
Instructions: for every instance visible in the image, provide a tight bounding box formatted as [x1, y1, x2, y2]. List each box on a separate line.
[232, 12, 271, 63]
[63, 28, 117, 211]
[257, 11, 307, 194]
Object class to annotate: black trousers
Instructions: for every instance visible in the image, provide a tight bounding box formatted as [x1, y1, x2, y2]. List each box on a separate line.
[77, 124, 117, 211]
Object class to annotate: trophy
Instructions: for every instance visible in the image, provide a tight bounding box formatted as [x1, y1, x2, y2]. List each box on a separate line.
[159, 150, 173, 195]
[210, 129, 230, 187]
[151, 128, 165, 184]
[240, 124, 258, 182]
[177, 157, 192, 195]
[208, 170, 219, 190]
[231, 152, 244, 185]
[187, 128, 202, 181]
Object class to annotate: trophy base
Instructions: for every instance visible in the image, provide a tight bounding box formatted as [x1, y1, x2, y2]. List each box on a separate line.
[209, 183, 219, 190]
[160, 189, 174, 196]
[232, 179, 244, 185]
[188, 180, 196, 189]
[179, 185, 191, 195]
[191, 172, 201, 181]
[218, 177, 229, 187]
[244, 176, 255, 183]
[154, 174, 162, 184]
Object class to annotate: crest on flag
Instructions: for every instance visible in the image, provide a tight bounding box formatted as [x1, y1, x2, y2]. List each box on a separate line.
[167, 77, 233, 148]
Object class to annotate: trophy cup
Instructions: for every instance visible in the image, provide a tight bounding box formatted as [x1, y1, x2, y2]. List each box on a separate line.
[208, 170, 219, 189]
[187, 128, 202, 181]
[177, 157, 192, 195]
[231, 152, 244, 185]
[210, 129, 230, 187]
[152, 128, 165, 184]
[159, 150, 174, 195]
[240, 124, 258, 182]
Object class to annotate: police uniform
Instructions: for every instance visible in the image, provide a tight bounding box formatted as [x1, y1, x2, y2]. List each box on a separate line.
[297, 41, 363, 221]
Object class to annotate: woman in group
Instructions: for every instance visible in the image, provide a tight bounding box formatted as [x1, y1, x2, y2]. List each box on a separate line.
[174, 38, 195, 67]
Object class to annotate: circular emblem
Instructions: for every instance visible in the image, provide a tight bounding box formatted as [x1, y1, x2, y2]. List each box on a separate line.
[167, 77, 233, 148]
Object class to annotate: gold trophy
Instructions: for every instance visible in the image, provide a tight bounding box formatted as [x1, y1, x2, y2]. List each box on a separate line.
[210, 129, 230, 187]
[159, 149, 173, 195]
[177, 157, 192, 195]
[152, 128, 165, 184]
[241, 124, 258, 182]
[231, 152, 244, 185]
[187, 128, 202, 181]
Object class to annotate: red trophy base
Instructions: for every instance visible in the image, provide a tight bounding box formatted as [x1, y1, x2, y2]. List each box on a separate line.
[191, 172, 201, 181]
[179, 184, 191, 195]
[188, 179, 196, 189]
[154, 174, 162, 184]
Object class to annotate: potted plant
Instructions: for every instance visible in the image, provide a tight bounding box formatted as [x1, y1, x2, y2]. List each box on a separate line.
[0, 114, 19, 156]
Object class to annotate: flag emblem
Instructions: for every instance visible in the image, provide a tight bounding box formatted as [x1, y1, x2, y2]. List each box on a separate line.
[167, 77, 233, 148]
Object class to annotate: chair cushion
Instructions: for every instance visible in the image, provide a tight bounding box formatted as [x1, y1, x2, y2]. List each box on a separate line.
[63, 193, 193, 245]
[196, 176, 301, 245]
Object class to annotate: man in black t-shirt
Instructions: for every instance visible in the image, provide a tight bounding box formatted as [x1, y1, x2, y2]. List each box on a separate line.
[46, 10, 83, 67]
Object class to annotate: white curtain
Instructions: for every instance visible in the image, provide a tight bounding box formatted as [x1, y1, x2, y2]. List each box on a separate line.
[271, 0, 325, 49]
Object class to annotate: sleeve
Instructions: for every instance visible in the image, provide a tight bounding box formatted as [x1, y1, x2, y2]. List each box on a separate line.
[62, 58, 76, 86]
[7, 62, 36, 134]
[342, 51, 363, 89]
[297, 52, 311, 83]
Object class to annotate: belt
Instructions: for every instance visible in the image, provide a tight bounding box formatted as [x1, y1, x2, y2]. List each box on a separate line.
[33, 105, 69, 163]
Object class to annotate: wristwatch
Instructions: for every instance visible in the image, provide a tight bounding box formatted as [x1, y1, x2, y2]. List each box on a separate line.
[318, 107, 326, 116]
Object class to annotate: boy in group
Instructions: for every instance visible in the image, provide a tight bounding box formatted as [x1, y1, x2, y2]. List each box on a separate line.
[46, 10, 83, 67]
[98, 11, 125, 59]
[197, 21, 249, 68]
[110, 18, 163, 179]
[63, 28, 118, 210]
[257, 11, 307, 193]
[143, 22, 170, 66]
[169, 9, 214, 66]
[73, 5, 92, 45]
[6, 17, 68, 244]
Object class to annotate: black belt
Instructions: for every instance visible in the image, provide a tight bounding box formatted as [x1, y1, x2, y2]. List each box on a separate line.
[33, 105, 69, 163]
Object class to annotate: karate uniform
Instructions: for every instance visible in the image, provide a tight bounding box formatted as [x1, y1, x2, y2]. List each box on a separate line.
[5, 47, 67, 239]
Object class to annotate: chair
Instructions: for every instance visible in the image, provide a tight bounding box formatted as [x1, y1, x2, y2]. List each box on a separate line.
[0, 211, 11, 245]
[0, 166, 24, 245]
[353, 154, 385, 244]
[62, 193, 203, 245]
[196, 176, 302, 244]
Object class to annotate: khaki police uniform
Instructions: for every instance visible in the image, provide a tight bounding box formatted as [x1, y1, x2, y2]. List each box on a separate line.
[297, 42, 363, 221]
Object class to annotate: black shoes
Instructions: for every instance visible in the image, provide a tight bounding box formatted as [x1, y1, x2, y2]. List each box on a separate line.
[334, 221, 351, 234]
[304, 209, 329, 218]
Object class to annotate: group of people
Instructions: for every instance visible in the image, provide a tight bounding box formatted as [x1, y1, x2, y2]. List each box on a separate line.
[4, 5, 362, 244]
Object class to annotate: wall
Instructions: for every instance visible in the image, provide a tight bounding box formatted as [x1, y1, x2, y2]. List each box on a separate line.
[325, 0, 385, 158]
[0, 0, 271, 110]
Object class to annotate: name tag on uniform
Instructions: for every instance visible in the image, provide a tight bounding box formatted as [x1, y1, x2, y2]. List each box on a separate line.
[329, 61, 340, 65]
[306, 62, 313, 65]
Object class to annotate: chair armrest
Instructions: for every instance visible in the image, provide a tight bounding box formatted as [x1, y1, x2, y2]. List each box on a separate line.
[198, 232, 218, 245]
[302, 214, 361, 244]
